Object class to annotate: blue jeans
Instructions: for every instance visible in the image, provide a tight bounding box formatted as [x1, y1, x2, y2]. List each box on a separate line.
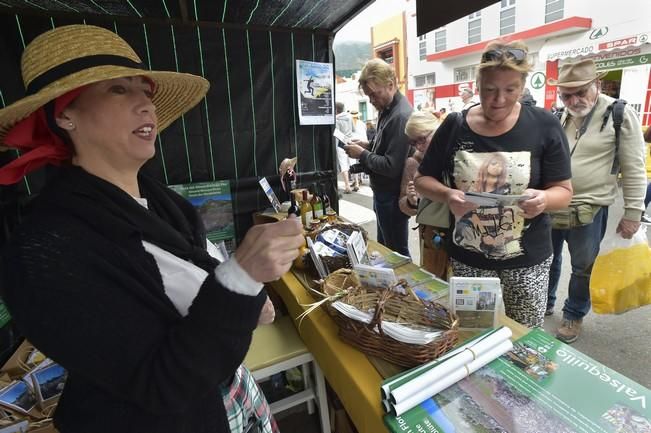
[645, 182, 651, 208]
[373, 190, 410, 257]
[547, 207, 608, 321]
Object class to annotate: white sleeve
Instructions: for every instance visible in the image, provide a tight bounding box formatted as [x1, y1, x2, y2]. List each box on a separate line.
[214, 256, 264, 297]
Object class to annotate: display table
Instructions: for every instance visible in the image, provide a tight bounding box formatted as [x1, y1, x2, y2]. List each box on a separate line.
[270, 241, 529, 433]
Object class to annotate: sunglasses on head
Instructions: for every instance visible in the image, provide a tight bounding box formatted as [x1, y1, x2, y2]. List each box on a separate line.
[481, 48, 527, 63]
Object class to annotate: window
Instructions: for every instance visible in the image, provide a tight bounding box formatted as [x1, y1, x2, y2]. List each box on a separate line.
[454, 65, 477, 83]
[468, 11, 481, 19]
[358, 101, 368, 122]
[418, 35, 427, 61]
[500, 1, 516, 35]
[377, 47, 394, 65]
[434, 29, 446, 52]
[545, 0, 564, 23]
[414, 73, 436, 88]
[468, 16, 481, 44]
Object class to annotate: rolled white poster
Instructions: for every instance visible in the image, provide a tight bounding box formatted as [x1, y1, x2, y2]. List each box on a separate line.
[390, 326, 512, 405]
[381, 326, 511, 400]
[391, 339, 513, 416]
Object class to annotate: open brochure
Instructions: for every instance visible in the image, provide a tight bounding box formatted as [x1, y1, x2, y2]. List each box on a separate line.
[385, 328, 651, 433]
[450, 277, 501, 331]
[464, 191, 529, 207]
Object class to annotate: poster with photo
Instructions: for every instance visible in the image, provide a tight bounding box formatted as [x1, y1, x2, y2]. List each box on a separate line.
[385, 328, 651, 433]
[169, 181, 236, 254]
[452, 150, 531, 260]
[296, 59, 334, 125]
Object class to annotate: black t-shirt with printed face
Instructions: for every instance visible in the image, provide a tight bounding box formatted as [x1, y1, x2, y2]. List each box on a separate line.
[419, 105, 571, 270]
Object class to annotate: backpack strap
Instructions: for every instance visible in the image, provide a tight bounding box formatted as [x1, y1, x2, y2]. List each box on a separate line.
[600, 99, 627, 175]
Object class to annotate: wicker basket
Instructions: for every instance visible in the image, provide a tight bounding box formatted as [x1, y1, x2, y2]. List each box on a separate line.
[305, 223, 368, 274]
[319, 269, 459, 368]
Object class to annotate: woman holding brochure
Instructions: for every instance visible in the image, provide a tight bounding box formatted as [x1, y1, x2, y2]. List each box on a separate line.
[415, 40, 572, 327]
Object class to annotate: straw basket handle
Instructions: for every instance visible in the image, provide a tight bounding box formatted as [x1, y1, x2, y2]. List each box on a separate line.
[368, 289, 394, 336]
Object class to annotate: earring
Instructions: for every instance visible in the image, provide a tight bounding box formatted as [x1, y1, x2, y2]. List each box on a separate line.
[68, 122, 74, 129]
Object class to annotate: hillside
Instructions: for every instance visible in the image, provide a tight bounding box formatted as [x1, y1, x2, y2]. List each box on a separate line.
[333, 41, 371, 77]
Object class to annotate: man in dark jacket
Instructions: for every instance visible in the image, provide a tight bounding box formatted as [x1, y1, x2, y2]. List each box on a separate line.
[344, 58, 413, 256]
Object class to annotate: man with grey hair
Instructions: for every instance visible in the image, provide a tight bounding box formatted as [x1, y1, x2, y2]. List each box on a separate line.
[344, 58, 413, 256]
[546, 59, 647, 343]
[459, 87, 476, 110]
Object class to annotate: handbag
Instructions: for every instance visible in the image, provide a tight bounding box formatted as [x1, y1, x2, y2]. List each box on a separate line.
[416, 196, 450, 228]
[415, 112, 465, 229]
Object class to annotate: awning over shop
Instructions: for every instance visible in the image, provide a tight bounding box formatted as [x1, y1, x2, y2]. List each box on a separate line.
[540, 21, 651, 62]
[426, 16, 591, 62]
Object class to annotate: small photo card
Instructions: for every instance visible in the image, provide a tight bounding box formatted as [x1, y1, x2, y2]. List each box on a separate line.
[0, 381, 37, 415]
[31, 362, 67, 404]
[449, 276, 502, 331]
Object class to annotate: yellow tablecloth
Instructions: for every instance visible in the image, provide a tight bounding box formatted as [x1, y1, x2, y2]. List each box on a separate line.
[271, 243, 529, 433]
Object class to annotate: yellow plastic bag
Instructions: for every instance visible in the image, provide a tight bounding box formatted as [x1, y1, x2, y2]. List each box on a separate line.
[590, 226, 651, 314]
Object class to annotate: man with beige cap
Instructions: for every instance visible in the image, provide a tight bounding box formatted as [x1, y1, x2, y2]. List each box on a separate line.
[546, 59, 646, 343]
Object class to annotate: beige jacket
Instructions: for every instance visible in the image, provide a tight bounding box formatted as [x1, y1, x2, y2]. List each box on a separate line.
[560, 93, 646, 221]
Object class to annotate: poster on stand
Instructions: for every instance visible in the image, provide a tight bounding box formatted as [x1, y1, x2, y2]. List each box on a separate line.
[385, 328, 651, 433]
[169, 180, 236, 254]
[296, 59, 334, 125]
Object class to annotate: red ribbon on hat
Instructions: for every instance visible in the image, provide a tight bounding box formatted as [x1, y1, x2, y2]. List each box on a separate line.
[0, 86, 86, 185]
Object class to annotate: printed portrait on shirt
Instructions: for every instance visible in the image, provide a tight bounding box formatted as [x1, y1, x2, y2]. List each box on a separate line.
[452, 150, 531, 260]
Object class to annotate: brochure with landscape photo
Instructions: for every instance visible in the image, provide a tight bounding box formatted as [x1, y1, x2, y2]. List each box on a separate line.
[169, 180, 236, 253]
[385, 328, 651, 433]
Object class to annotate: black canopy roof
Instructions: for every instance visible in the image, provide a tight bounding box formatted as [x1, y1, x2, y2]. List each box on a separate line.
[0, 0, 373, 33]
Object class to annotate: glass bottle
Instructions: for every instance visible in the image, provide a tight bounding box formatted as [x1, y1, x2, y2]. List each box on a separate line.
[287, 192, 300, 218]
[300, 190, 312, 228]
[311, 184, 324, 219]
[320, 182, 332, 213]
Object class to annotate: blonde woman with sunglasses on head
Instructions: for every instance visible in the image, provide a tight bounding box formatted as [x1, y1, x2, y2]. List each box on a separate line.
[415, 40, 573, 328]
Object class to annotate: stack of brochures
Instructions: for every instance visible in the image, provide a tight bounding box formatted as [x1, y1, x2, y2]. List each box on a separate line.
[381, 326, 513, 417]
[330, 302, 444, 345]
[368, 250, 411, 268]
[384, 328, 651, 433]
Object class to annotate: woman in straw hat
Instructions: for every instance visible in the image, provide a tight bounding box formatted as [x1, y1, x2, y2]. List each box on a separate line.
[415, 40, 573, 328]
[0, 25, 303, 433]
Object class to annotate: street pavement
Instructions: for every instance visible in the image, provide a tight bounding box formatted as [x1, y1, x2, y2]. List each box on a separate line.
[336, 181, 651, 388]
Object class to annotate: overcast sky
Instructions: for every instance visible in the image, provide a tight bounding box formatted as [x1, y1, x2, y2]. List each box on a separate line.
[334, 0, 406, 44]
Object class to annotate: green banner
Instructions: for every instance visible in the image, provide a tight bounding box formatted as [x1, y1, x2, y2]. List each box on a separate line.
[595, 54, 651, 71]
[385, 328, 650, 433]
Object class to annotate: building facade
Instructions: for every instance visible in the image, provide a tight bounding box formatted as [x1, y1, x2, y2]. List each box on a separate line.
[405, 0, 651, 126]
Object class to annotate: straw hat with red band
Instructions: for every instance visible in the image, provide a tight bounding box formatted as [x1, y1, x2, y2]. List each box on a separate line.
[0, 24, 209, 157]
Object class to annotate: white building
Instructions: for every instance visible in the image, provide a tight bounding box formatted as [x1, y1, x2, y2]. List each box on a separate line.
[335, 73, 378, 123]
[405, 0, 651, 126]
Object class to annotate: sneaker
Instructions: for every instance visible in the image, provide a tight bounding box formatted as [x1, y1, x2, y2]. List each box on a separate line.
[641, 214, 651, 225]
[556, 318, 583, 344]
[545, 306, 554, 316]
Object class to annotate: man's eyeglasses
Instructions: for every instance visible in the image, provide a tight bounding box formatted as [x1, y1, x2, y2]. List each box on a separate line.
[481, 48, 527, 63]
[558, 85, 592, 102]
